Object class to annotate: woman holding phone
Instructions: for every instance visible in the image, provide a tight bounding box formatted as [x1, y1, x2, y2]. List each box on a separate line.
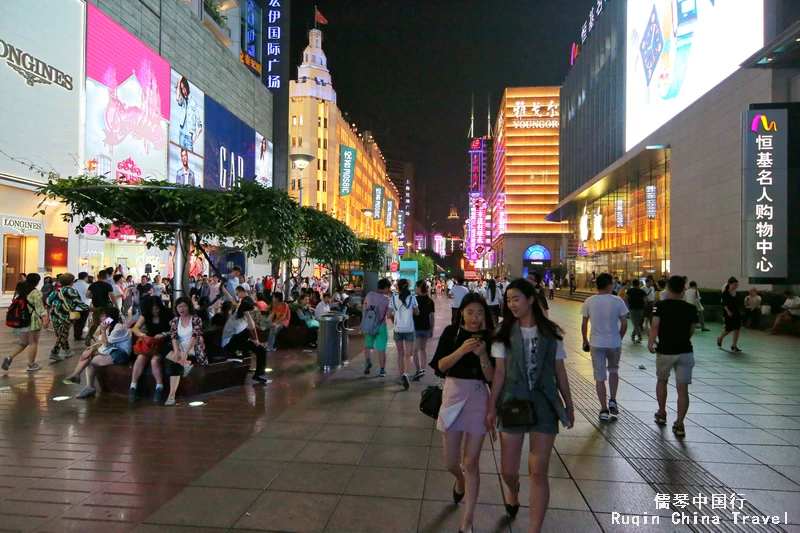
[429, 293, 495, 533]
[487, 278, 574, 532]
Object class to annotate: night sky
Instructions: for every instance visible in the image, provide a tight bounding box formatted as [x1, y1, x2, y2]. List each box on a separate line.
[290, 0, 592, 229]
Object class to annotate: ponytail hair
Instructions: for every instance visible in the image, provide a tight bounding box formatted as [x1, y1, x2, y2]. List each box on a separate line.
[398, 278, 411, 306]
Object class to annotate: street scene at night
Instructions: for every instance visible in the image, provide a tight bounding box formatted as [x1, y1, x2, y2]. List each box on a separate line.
[1, 1, 800, 532]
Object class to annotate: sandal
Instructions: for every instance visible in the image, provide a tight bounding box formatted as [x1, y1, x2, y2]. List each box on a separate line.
[654, 411, 667, 425]
[164, 398, 176, 407]
[731, 346, 742, 352]
[716, 336, 722, 348]
[504, 480, 521, 518]
[672, 424, 686, 438]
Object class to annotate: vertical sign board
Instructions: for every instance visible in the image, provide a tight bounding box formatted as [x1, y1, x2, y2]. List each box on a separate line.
[262, 0, 290, 190]
[397, 210, 405, 239]
[372, 185, 384, 220]
[470, 138, 484, 195]
[743, 109, 788, 278]
[385, 199, 395, 228]
[339, 145, 355, 196]
[240, 0, 262, 75]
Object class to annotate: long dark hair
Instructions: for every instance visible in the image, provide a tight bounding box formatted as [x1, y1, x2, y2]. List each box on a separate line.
[415, 279, 428, 294]
[103, 306, 122, 332]
[495, 278, 563, 347]
[236, 297, 255, 319]
[459, 292, 495, 332]
[17, 273, 41, 299]
[488, 278, 497, 302]
[398, 278, 411, 306]
[142, 296, 171, 323]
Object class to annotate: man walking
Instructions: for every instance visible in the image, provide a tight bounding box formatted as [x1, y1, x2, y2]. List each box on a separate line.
[548, 277, 555, 300]
[449, 277, 469, 326]
[648, 276, 697, 438]
[581, 273, 628, 421]
[362, 279, 392, 377]
[626, 279, 647, 343]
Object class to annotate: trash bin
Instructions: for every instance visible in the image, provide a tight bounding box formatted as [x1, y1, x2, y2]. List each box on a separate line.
[330, 311, 349, 365]
[317, 314, 342, 371]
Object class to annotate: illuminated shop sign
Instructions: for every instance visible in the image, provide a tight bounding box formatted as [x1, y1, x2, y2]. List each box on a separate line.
[339, 145, 355, 196]
[204, 97, 255, 191]
[593, 209, 603, 241]
[579, 208, 590, 241]
[469, 138, 484, 194]
[743, 109, 787, 278]
[372, 185, 384, 220]
[263, 0, 286, 90]
[645, 185, 657, 219]
[414, 233, 425, 250]
[467, 194, 486, 262]
[512, 99, 559, 129]
[495, 193, 507, 236]
[397, 210, 405, 236]
[241, 0, 262, 75]
[615, 199, 625, 228]
[581, 0, 606, 44]
[385, 199, 395, 229]
[433, 233, 445, 256]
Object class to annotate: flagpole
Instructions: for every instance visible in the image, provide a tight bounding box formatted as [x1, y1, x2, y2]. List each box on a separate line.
[314, 5, 318, 30]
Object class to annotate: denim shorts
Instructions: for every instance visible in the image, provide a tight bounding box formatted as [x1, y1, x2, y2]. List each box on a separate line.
[415, 330, 433, 339]
[393, 331, 415, 343]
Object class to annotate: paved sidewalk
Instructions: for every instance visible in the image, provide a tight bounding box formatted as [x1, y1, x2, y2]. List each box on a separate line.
[2, 297, 800, 532]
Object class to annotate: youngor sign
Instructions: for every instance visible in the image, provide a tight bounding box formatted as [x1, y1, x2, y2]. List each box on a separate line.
[339, 145, 356, 196]
[372, 185, 384, 220]
[0, 0, 85, 183]
[743, 109, 788, 279]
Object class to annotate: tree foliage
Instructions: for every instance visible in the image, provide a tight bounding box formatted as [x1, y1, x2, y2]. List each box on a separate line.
[298, 206, 359, 269]
[404, 253, 435, 280]
[36, 176, 301, 262]
[358, 238, 388, 272]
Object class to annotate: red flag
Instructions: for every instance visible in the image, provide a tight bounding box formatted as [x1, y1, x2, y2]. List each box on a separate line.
[315, 8, 328, 25]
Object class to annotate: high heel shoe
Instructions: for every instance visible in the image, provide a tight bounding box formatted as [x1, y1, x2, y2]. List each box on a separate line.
[504, 481, 521, 518]
[453, 482, 464, 504]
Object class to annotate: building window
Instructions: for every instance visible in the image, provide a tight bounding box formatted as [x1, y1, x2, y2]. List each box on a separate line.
[323, 118, 328, 128]
[298, 136, 303, 147]
[322, 160, 328, 171]
[299, 115, 303, 126]
[322, 203, 327, 212]
[292, 115, 297, 126]
[323, 139, 328, 149]
[322, 181, 327, 192]
[291, 179, 296, 190]
[312, 54, 316, 64]
[317, 159, 321, 170]
[291, 136, 296, 147]
[318, 138, 322, 148]
[317, 179, 321, 191]
[318, 117, 322, 127]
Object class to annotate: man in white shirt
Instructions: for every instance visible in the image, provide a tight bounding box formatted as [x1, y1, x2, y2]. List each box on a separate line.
[449, 277, 470, 326]
[315, 293, 331, 320]
[581, 273, 629, 421]
[548, 278, 555, 300]
[643, 278, 655, 329]
[768, 290, 800, 334]
[72, 272, 91, 341]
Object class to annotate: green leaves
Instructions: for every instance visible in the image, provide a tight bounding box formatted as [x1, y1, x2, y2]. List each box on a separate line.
[298, 207, 359, 267]
[359, 238, 387, 272]
[403, 253, 435, 280]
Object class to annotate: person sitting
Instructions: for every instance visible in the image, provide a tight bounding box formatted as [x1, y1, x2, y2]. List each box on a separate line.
[768, 290, 800, 334]
[743, 288, 762, 329]
[65, 307, 132, 398]
[315, 293, 332, 320]
[222, 298, 268, 383]
[266, 292, 290, 351]
[211, 301, 233, 329]
[254, 292, 269, 312]
[163, 297, 207, 406]
[129, 297, 173, 403]
[295, 294, 319, 348]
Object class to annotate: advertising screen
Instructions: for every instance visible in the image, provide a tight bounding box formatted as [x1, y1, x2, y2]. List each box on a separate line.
[0, 0, 85, 183]
[204, 97, 255, 191]
[626, 0, 763, 150]
[85, 4, 170, 182]
[255, 131, 273, 187]
[168, 70, 205, 187]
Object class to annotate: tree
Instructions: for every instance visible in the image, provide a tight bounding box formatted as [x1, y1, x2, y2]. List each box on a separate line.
[404, 252, 435, 280]
[358, 238, 387, 272]
[297, 206, 358, 283]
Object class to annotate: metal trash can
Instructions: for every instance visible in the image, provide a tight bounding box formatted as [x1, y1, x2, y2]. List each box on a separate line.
[330, 311, 349, 365]
[317, 313, 342, 371]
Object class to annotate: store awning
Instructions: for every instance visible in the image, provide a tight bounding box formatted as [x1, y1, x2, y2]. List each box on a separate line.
[741, 18, 800, 69]
[545, 146, 669, 222]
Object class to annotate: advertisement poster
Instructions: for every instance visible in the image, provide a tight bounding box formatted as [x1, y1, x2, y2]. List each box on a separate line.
[168, 69, 204, 187]
[0, 0, 85, 183]
[339, 145, 356, 196]
[626, 0, 763, 150]
[372, 185, 385, 221]
[255, 131, 273, 187]
[85, 4, 170, 182]
[203, 97, 255, 191]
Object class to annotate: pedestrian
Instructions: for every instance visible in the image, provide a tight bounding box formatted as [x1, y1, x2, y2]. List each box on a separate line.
[569, 274, 576, 296]
[718, 277, 742, 352]
[112, 274, 126, 314]
[683, 281, 710, 331]
[656, 279, 668, 301]
[449, 277, 470, 326]
[46, 273, 88, 362]
[590, 271, 596, 290]
[643, 277, 656, 329]
[72, 271, 91, 341]
[767, 290, 800, 334]
[412, 280, 435, 381]
[743, 288, 762, 329]
[648, 275, 698, 438]
[388, 279, 419, 390]
[429, 292, 495, 533]
[487, 278, 574, 531]
[85, 270, 117, 346]
[2, 273, 50, 372]
[625, 279, 647, 343]
[580, 273, 629, 420]
[527, 271, 550, 318]
[548, 277, 555, 300]
[485, 278, 502, 323]
[362, 279, 392, 377]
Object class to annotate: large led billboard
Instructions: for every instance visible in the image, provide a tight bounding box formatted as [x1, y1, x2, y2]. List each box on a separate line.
[626, 0, 763, 150]
[255, 131, 273, 187]
[85, 4, 170, 182]
[168, 70, 205, 187]
[204, 97, 255, 191]
[0, 0, 85, 184]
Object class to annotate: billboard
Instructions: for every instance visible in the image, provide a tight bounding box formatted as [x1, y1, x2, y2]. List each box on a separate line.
[743, 109, 787, 279]
[469, 138, 484, 195]
[255, 131, 273, 187]
[626, 0, 764, 150]
[204, 97, 255, 191]
[339, 145, 356, 196]
[85, 4, 170, 182]
[372, 185, 384, 220]
[0, 0, 85, 183]
[385, 198, 395, 228]
[168, 70, 204, 187]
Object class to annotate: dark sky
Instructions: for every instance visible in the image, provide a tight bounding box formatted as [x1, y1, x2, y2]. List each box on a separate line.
[289, 0, 592, 228]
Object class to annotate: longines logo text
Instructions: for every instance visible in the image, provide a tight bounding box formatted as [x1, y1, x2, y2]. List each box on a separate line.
[0, 38, 73, 90]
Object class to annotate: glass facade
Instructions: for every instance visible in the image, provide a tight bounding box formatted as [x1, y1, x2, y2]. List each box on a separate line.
[568, 155, 670, 288]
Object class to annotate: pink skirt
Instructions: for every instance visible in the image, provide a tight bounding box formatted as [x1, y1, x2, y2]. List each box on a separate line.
[436, 377, 489, 435]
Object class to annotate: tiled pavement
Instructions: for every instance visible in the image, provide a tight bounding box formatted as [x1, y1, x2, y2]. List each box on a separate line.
[1, 298, 800, 532]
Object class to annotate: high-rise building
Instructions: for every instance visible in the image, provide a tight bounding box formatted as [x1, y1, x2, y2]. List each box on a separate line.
[386, 159, 414, 248]
[288, 30, 400, 249]
[489, 87, 568, 278]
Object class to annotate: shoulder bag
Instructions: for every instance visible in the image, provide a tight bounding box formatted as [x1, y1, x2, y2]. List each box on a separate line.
[498, 330, 538, 427]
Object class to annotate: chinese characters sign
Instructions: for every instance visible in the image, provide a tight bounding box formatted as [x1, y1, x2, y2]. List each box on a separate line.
[240, 0, 262, 75]
[385, 199, 395, 229]
[743, 109, 787, 278]
[470, 138, 484, 194]
[433, 233, 445, 257]
[372, 185, 384, 220]
[615, 199, 625, 228]
[339, 145, 355, 196]
[467, 194, 486, 262]
[645, 186, 657, 219]
[511, 99, 559, 128]
[397, 209, 405, 238]
[262, 0, 285, 90]
[581, 0, 606, 44]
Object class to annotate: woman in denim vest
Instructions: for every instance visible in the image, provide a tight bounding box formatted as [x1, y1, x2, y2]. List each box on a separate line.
[487, 278, 575, 532]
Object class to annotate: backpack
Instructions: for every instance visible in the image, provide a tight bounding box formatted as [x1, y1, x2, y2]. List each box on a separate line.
[6, 295, 32, 328]
[360, 294, 387, 336]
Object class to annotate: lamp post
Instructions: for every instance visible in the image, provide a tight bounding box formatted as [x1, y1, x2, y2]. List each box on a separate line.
[361, 208, 373, 238]
[289, 153, 316, 206]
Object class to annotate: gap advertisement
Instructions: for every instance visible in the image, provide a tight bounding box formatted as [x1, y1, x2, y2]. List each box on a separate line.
[168, 69, 205, 187]
[203, 97, 255, 191]
[85, 3, 170, 182]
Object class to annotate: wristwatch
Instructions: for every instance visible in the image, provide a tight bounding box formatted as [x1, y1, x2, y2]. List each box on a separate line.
[658, 0, 697, 100]
[639, 4, 665, 88]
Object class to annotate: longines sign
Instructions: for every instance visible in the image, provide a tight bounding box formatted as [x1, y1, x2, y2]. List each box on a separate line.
[0, 37, 74, 90]
[2, 216, 43, 234]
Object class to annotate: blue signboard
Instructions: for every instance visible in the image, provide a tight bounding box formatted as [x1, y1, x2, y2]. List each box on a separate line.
[204, 97, 255, 191]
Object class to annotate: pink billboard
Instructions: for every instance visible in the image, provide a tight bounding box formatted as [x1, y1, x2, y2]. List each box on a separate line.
[85, 4, 170, 181]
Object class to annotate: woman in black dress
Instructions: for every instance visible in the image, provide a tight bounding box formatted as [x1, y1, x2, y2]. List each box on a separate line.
[718, 277, 742, 352]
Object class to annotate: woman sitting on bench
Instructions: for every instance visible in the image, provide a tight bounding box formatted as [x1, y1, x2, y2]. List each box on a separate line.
[163, 297, 207, 406]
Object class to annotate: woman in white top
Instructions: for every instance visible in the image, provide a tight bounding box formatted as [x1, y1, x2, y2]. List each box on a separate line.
[222, 298, 268, 384]
[164, 297, 207, 406]
[387, 279, 419, 390]
[683, 281, 710, 331]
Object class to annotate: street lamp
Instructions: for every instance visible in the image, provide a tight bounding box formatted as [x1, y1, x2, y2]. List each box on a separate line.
[289, 153, 316, 206]
[361, 209, 373, 237]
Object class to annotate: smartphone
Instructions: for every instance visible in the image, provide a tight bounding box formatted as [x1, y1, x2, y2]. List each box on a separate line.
[103, 317, 113, 325]
[582, 342, 590, 352]
[472, 334, 483, 340]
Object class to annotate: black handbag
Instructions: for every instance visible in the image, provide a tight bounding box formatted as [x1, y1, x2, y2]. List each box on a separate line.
[420, 380, 443, 419]
[499, 400, 536, 427]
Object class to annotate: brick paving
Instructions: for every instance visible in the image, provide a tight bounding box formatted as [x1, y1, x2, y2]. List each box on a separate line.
[1, 297, 800, 532]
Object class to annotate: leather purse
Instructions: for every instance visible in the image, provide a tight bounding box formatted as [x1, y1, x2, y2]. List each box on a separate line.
[419, 381, 443, 419]
[499, 400, 536, 427]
